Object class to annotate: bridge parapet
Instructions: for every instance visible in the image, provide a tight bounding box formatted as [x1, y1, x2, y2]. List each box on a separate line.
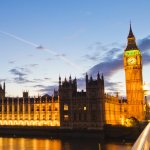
[132, 122, 150, 150]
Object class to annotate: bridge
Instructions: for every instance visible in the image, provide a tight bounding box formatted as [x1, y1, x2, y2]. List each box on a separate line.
[132, 122, 150, 150]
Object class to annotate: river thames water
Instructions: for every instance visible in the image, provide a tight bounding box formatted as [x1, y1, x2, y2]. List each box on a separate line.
[0, 137, 133, 150]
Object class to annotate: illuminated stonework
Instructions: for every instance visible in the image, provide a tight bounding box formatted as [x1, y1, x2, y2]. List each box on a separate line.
[104, 25, 145, 125]
[104, 94, 125, 125]
[0, 25, 145, 128]
[0, 93, 60, 126]
[123, 24, 144, 120]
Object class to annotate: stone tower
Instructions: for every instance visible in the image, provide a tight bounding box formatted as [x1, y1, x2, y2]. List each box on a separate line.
[123, 24, 144, 120]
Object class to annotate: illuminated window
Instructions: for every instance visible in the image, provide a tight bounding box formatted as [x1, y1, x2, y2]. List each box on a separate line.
[31, 105, 34, 111]
[43, 115, 45, 120]
[49, 115, 51, 120]
[42, 106, 45, 111]
[49, 105, 51, 111]
[64, 104, 68, 111]
[84, 106, 86, 110]
[31, 115, 34, 120]
[36, 106, 39, 111]
[64, 115, 69, 121]
[55, 115, 58, 120]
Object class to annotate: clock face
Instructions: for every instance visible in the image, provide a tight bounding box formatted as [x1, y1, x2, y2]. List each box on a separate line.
[127, 57, 136, 65]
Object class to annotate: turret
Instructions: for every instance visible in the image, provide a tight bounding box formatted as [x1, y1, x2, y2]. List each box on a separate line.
[97, 72, 100, 80]
[59, 75, 61, 87]
[3, 82, 5, 92]
[90, 75, 93, 81]
[86, 73, 88, 85]
[69, 75, 72, 83]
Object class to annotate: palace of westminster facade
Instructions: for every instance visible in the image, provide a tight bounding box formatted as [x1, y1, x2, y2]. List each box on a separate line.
[0, 25, 145, 128]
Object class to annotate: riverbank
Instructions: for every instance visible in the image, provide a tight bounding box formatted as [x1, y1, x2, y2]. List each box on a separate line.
[0, 125, 146, 140]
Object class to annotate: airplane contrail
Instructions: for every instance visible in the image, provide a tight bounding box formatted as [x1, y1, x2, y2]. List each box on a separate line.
[0, 30, 38, 47]
[0, 30, 84, 73]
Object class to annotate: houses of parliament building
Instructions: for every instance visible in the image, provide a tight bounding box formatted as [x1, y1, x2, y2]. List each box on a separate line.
[0, 25, 145, 129]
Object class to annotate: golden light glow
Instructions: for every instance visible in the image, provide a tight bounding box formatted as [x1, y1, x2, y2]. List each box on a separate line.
[0, 96, 60, 126]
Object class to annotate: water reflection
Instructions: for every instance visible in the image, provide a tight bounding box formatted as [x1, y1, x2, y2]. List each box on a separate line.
[0, 138, 133, 150]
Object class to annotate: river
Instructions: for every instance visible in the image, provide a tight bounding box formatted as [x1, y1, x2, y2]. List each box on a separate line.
[0, 137, 133, 150]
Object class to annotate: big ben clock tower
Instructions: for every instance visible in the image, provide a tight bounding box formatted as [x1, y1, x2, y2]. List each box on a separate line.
[124, 24, 144, 120]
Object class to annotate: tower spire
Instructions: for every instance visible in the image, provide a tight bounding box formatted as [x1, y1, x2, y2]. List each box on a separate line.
[125, 23, 138, 51]
[128, 22, 134, 38]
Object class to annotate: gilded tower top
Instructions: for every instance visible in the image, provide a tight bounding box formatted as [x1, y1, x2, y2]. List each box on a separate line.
[125, 23, 138, 51]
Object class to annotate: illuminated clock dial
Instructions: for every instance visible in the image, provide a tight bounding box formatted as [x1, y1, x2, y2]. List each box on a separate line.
[127, 57, 136, 65]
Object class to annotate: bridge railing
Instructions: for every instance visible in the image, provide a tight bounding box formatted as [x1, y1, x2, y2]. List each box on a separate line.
[132, 122, 150, 150]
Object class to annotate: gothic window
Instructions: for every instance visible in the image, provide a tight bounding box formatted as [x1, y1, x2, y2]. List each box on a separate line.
[64, 115, 69, 121]
[64, 104, 68, 111]
[42, 106, 45, 111]
[31, 105, 34, 112]
[36, 106, 39, 111]
[49, 115, 51, 120]
[31, 115, 34, 120]
[55, 115, 58, 120]
[43, 115, 45, 120]
[49, 105, 51, 111]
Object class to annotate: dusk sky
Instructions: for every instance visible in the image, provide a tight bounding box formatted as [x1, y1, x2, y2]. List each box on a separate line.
[0, 0, 150, 97]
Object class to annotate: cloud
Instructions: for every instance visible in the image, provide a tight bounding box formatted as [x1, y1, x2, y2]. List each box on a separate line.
[138, 36, 150, 65]
[104, 80, 125, 94]
[34, 84, 58, 95]
[8, 60, 16, 64]
[83, 35, 150, 95]
[9, 67, 32, 84]
[13, 77, 32, 84]
[88, 53, 123, 78]
[29, 35, 150, 96]
[46, 57, 53, 61]
[55, 53, 66, 57]
[9, 68, 27, 77]
[29, 64, 38, 67]
[83, 42, 121, 63]
[44, 77, 51, 81]
[139, 35, 150, 52]
[87, 35, 150, 78]
[0, 78, 6, 83]
[84, 54, 100, 61]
